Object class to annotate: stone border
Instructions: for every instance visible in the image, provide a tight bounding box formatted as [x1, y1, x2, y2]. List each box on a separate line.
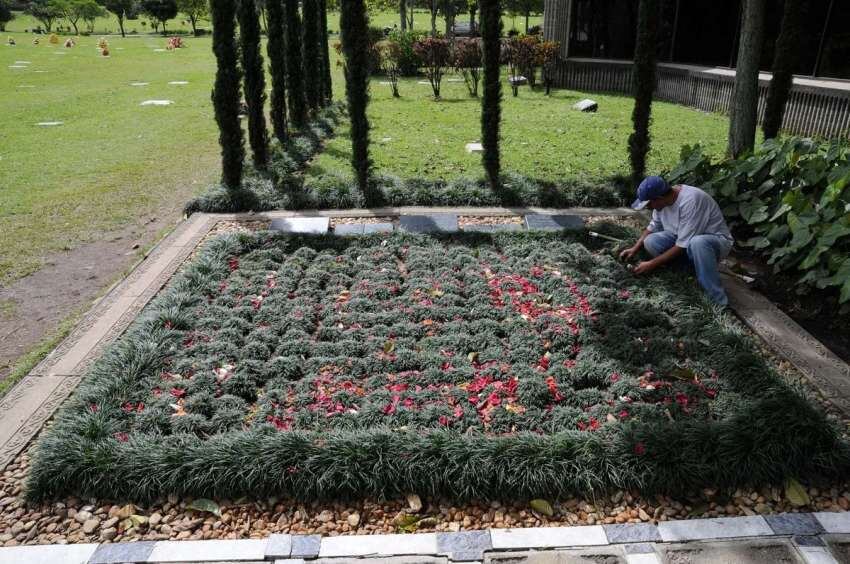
[0, 513, 848, 563]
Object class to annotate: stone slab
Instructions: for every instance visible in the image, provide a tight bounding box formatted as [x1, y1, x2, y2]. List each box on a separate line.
[266, 534, 293, 559]
[314, 557, 446, 564]
[658, 515, 772, 541]
[465, 143, 483, 153]
[334, 223, 365, 235]
[604, 523, 661, 544]
[623, 544, 657, 554]
[437, 531, 492, 560]
[658, 539, 799, 564]
[291, 535, 322, 559]
[461, 224, 523, 233]
[524, 214, 584, 232]
[797, 546, 840, 564]
[573, 99, 598, 112]
[147, 539, 267, 562]
[766, 513, 825, 536]
[89, 540, 156, 563]
[364, 222, 394, 234]
[490, 526, 608, 549]
[0, 375, 65, 448]
[0, 543, 98, 564]
[121, 244, 184, 297]
[814, 512, 850, 534]
[270, 217, 330, 234]
[398, 214, 459, 233]
[625, 555, 661, 564]
[794, 536, 826, 547]
[486, 548, 625, 564]
[823, 535, 850, 563]
[319, 533, 438, 558]
[275, 560, 307, 564]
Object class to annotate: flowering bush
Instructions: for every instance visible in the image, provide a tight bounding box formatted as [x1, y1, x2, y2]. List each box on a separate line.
[453, 37, 482, 97]
[97, 36, 108, 50]
[376, 39, 402, 98]
[413, 37, 451, 99]
[504, 35, 539, 95]
[536, 40, 559, 95]
[166, 36, 184, 49]
[28, 232, 849, 502]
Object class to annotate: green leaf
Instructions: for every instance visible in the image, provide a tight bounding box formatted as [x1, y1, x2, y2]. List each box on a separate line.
[467, 351, 479, 363]
[187, 498, 221, 516]
[742, 237, 770, 250]
[383, 340, 396, 354]
[769, 203, 792, 222]
[530, 499, 554, 517]
[785, 478, 810, 507]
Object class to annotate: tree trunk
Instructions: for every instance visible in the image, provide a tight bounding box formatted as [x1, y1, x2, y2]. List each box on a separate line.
[524, 11, 528, 33]
[628, 0, 659, 185]
[480, 0, 501, 191]
[430, 0, 437, 37]
[728, 0, 765, 157]
[118, 15, 125, 37]
[400, 0, 406, 30]
[762, 0, 806, 139]
[189, 14, 198, 35]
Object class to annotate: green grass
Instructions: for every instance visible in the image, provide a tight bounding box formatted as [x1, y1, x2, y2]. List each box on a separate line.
[0, 31, 221, 284]
[307, 80, 729, 184]
[27, 229, 850, 502]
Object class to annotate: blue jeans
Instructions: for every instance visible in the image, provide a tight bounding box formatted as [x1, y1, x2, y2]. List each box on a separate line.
[643, 231, 732, 305]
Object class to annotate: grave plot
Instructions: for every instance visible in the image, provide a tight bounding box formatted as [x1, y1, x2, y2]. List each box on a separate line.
[27, 231, 849, 503]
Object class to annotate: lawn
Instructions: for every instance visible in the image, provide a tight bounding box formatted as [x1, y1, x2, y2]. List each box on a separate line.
[306, 80, 729, 184]
[27, 229, 848, 502]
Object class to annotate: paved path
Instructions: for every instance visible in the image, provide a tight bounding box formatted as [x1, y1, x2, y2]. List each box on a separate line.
[0, 513, 848, 563]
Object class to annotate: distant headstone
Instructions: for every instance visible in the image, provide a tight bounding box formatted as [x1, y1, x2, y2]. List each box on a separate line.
[465, 142, 483, 154]
[270, 217, 330, 234]
[364, 222, 394, 234]
[417, 80, 431, 85]
[463, 224, 523, 233]
[8, 65, 26, 68]
[130, 82, 149, 86]
[399, 214, 459, 233]
[525, 214, 584, 232]
[140, 100, 174, 106]
[36, 121, 63, 126]
[168, 81, 188, 85]
[508, 75, 528, 86]
[14, 61, 31, 64]
[334, 223, 364, 236]
[573, 99, 598, 112]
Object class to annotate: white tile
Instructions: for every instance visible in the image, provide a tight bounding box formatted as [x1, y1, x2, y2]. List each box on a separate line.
[0, 543, 98, 564]
[319, 533, 438, 557]
[658, 516, 772, 541]
[625, 554, 661, 564]
[489, 526, 608, 549]
[814, 512, 850, 533]
[798, 546, 840, 564]
[147, 539, 267, 562]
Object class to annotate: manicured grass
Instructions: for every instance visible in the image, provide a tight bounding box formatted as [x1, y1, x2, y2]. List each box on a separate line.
[0, 32, 221, 283]
[27, 229, 849, 502]
[307, 80, 729, 184]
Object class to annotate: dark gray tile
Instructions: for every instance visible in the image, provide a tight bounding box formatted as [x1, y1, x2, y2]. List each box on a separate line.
[604, 523, 661, 544]
[291, 534, 322, 559]
[334, 223, 365, 235]
[437, 530, 492, 561]
[525, 215, 584, 232]
[270, 217, 330, 234]
[398, 214, 459, 233]
[766, 513, 825, 536]
[462, 224, 523, 233]
[793, 535, 825, 547]
[623, 543, 657, 554]
[364, 222, 394, 234]
[89, 541, 156, 563]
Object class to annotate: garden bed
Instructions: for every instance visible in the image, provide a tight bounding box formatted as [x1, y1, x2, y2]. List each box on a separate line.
[26, 230, 850, 503]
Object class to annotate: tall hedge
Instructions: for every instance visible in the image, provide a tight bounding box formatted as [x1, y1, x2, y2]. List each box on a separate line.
[209, 0, 244, 189]
[284, 0, 308, 129]
[302, 0, 322, 111]
[480, 0, 502, 191]
[238, 0, 269, 169]
[266, 0, 288, 142]
[340, 0, 374, 200]
[319, 0, 333, 104]
[628, 0, 659, 185]
[762, 0, 806, 140]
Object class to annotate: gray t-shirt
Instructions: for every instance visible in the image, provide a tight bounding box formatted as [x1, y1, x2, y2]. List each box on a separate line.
[647, 185, 733, 248]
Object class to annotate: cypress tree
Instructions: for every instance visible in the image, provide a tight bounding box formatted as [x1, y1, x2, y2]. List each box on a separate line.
[266, 0, 288, 142]
[480, 0, 501, 191]
[628, 0, 659, 186]
[284, 0, 308, 129]
[319, 0, 333, 104]
[238, 0, 269, 169]
[763, 0, 806, 140]
[302, 0, 322, 111]
[210, 0, 244, 189]
[340, 0, 374, 200]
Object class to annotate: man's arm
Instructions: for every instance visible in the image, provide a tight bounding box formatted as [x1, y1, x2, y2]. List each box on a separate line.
[633, 244, 684, 275]
[619, 228, 653, 261]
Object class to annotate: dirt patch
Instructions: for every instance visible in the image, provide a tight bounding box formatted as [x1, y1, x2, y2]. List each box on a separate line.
[0, 213, 181, 383]
[458, 215, 523, 226]
[330, 217, 395, 227]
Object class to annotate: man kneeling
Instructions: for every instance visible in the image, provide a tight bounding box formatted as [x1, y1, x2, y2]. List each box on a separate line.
[619, 176, 734, 305]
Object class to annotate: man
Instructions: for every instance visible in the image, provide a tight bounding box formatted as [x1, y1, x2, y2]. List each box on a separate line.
[619, 176, 734, 305]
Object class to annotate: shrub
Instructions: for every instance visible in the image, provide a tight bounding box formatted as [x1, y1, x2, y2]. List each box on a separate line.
[504, 34, 538, 95]
[413, 37, 451, 99]
[536, 39, 559, 96]
[667, 137, 850, 304]
[387, 29, 427, 76]
[377, 39, 402, 97]
[453, 37, 482, 97]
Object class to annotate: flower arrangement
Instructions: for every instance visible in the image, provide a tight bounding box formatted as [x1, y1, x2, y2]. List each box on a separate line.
[64, 38, 76, 48]
[97, 36, 109, 50]
[48, 33, 59, 44]
[27, 232, 850, 502]
[166, 36, 184, 50]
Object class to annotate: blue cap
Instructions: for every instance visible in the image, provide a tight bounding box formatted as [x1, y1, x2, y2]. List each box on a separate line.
[631, 176, 671, 210]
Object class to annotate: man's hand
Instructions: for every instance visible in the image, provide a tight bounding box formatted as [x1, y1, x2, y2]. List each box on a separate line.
[619, 245, 640, 261]
[633, 260, 657, 276]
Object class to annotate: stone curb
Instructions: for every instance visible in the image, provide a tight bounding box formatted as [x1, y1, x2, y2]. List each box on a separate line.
[1, 514, 848, 563]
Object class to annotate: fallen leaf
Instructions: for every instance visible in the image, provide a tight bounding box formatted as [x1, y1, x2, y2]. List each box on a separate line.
[529, 499, 554, 517]
[467, 351, 479, 363]
[383, 341, 395, 354]
[187, 498, 221, 516]
[785, 478, 810, 507]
